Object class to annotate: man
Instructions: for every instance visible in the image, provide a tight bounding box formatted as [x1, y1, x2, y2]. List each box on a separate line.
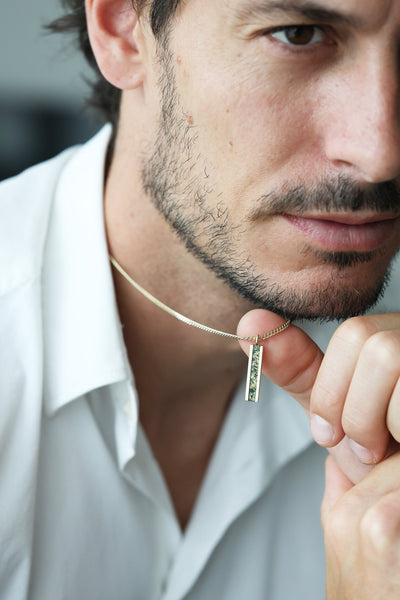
[1, 0, 400, 597]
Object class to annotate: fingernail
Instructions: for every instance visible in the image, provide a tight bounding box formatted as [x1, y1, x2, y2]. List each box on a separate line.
[348, 439, 375, 464]
[310, 415, 335, 445]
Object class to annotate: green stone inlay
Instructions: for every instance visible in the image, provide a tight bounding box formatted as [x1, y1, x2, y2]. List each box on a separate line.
[246, 344, 263, 403]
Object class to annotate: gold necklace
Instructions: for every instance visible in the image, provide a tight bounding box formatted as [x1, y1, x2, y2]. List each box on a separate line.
[110, 255, 291, 403]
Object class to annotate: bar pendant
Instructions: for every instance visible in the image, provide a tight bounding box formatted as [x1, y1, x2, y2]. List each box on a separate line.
[245, 344, 264, 403]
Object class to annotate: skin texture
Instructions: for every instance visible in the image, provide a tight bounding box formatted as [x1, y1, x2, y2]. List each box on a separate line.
[85, 0, 400, 595]
[141, 31, 399, 319]
[140, 1, 400, 320]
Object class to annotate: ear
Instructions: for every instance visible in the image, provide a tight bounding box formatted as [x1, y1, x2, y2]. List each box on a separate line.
[85, 0, 149, 90]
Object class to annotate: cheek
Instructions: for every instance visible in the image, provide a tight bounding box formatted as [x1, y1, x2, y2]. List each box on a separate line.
[224, 90, 307, 161]
[180, 62, 319, 186]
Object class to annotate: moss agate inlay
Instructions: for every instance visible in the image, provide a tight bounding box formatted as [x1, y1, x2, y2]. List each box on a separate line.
[245, 344, 264, 403]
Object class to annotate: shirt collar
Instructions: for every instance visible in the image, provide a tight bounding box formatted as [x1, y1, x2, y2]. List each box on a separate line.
[42, 125, 132, 416]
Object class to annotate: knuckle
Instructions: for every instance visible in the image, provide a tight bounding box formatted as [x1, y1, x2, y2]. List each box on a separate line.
[363, 331, 400, 375]
[335, 316, 377, 347]
[311, 379, 340, 413]
[360, 498, 400, 558]
[323, 500, 353, 543]
[341, 409, 375, 437]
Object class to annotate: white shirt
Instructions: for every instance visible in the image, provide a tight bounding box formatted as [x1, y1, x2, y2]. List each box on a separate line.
[0, 126, 399, 600]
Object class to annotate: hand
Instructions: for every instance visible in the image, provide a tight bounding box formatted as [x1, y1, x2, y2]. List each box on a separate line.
[322, 454, 400, 599]
[238, 310, 400, 596]
[237, 310, 400, 484]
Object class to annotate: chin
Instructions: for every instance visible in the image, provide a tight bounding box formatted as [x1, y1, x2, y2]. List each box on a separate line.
[254, 248, 398, 322]
[260, 275, 390, 322]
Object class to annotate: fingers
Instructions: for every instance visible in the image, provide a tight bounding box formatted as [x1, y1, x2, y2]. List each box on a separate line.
[322, 452, 400, 599]
[238, 309, 400, 481]
[310, 314, 400, 464]
[237, 309, 323, 412]
[341, 331, 398, 462]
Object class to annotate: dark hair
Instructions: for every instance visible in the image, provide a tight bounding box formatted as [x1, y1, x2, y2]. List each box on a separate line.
[49, 0, 181, 127]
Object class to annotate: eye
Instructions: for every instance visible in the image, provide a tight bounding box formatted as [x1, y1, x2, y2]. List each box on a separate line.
[269, 25, 326, 46]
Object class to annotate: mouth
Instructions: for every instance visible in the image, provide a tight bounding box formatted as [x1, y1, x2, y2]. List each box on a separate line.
[283, 213, 400, 253]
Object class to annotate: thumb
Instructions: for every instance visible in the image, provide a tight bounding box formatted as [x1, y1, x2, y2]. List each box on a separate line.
[237, 309, 323, 413]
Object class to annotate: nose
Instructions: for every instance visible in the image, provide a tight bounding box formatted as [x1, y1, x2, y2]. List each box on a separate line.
[324, 53, 400, 184]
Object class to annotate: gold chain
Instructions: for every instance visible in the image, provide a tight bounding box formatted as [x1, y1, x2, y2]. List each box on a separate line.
[109, 256, 291, 343]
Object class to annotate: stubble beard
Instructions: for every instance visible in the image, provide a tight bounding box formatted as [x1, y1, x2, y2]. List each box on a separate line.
[141, 38, 398, 322]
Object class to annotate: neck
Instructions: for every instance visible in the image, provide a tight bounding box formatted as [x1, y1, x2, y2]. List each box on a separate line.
[104, 125, 254, 529]
[104, 133, 255, 411]
[109, 256, 248, 405]
[108, 253, 249, 530]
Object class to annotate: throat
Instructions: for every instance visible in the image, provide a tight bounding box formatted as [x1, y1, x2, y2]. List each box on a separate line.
[110, 258, 249, 528]
[147, 427, 218, 531]
[139, 376, 243, 530]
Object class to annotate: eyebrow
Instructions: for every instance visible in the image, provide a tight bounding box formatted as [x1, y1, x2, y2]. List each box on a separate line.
[236, 0, 362, 28]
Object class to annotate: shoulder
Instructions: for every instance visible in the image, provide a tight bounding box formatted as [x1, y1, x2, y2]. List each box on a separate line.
[0, 146, 79, 296]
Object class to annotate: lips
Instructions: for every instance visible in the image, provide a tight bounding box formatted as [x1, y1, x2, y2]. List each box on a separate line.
[283, 213, 399, 252]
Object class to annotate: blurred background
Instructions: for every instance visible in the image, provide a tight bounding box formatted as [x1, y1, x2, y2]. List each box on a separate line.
[0, 0, 103, 181]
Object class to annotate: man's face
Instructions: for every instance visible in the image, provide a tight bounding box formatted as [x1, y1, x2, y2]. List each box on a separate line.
[141, 0, 400, 320]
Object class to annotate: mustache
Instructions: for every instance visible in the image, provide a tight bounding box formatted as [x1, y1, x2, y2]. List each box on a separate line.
[251, 176, 400, 219]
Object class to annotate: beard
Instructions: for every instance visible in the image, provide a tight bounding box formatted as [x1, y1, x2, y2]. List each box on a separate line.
[141, 38, 400, 322]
